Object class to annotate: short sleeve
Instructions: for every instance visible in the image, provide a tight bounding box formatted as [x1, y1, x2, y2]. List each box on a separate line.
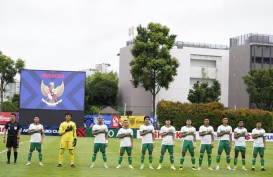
[92, 125, 97, 131]
[211, 127, 215, 133]
[160, 127, 164, 133]
[198, 126, 202, 133]
[105, 126, 108, 132]
[217, 126, 221, 133]
[117, 129, 122, 135]
[172, 127, 176, 132]
[17, 123, 21, 130]
[251, 129, 255, 134]
[139, 125, 143, 132]
[152, 126, 155, 132]
[28, 124, 32, 130]
[193, 127, 196, 134]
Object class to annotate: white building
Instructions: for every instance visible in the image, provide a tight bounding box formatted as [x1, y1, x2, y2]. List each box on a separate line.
[81, 68, 97, 76]
[119, 41, 229, 115]
[81, 63, 111, 76]
[3, 78, 20, 101]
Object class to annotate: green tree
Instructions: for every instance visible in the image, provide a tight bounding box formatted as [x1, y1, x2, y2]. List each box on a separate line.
[85, 106, 101, 115]
[2, 101, 18, 112]
[11, 93, 20, 108]
[243, 69, 273, 111]
[0, 51, 25, 111]
[188, 80, 221, 104]
[85, 71, 118, 113]
[130, 22, 179, 115]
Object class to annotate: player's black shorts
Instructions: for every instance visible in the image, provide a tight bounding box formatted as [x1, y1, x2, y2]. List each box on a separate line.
[6, 137, 19, 148]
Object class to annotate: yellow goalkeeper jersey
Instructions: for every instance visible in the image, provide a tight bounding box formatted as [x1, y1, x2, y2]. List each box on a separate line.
[59, 121, 77, 141]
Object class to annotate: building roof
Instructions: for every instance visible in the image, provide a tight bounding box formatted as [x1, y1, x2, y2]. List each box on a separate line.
[230, 33, 273, 47]
[126, 39, 228, 50]
[175, 41, 228, 50]
[100, 106, 118, 114]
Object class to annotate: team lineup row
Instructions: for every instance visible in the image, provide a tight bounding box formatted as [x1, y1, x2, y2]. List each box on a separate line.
[2, 113, 267, 171]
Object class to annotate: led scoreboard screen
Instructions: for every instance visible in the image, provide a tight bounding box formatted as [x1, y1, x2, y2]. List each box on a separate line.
[20, 70, 85, 111]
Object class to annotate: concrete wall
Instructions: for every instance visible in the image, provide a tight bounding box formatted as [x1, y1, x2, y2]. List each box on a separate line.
[119, 44, 229, 115]
[118, 46, 152, 115]
[228, 44, 251, 109]
[156, 46, 229, 107]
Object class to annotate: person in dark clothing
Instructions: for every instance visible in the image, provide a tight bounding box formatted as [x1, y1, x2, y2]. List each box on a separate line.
[3, 113, 21, 164]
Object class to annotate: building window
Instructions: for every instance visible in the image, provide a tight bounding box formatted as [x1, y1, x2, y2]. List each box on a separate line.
[255, 57, 262, 69]
[263, 58, 270, 69]
[190, 59, 216, 68]
[251, 57, 255, 69]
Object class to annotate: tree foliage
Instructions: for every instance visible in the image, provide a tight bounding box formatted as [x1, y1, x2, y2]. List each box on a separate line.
[0, 51, 25, 111]
[130, 22, 179, 115]
[2, 94, 20, 112]
[188, 80, 221, 104]
[157, 101, 273, 132]
[85, 71, 118, 113]
[243, 69, 273, 111]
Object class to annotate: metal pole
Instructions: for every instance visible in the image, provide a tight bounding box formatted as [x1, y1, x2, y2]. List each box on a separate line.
[124, 102, 126, 116]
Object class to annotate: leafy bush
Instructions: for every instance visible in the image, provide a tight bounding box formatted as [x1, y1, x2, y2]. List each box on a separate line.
[157, 101, 273, 132]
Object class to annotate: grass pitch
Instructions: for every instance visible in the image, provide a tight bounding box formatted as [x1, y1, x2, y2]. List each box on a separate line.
[0, 135, 272, 177]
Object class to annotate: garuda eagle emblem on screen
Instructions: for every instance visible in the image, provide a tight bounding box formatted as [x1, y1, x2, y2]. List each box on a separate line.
[41, 81, 64, 107]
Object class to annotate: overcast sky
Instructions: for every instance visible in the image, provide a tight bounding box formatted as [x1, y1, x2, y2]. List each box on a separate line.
[0, 0, 273, 73]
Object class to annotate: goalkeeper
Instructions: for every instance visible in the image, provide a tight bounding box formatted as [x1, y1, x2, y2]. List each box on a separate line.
[57, 113, 77, 168]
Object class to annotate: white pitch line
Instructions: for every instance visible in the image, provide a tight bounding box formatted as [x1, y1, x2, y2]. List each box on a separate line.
[0, 141, 29, 154]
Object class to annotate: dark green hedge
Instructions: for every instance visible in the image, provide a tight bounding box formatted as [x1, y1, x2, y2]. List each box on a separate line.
[157, 101, 273, 132]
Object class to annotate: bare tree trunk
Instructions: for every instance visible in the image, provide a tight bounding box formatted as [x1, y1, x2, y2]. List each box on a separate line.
[152, 90, 156, 116]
